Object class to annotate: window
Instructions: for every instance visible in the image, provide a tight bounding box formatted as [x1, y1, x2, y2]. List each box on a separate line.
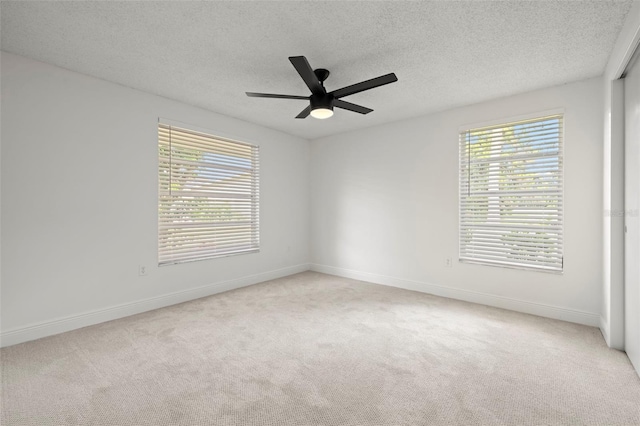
[158, 122, 259, 265]
[459, 113, 563, 272]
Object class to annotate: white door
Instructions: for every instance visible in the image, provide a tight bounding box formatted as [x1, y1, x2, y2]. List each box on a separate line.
[625, 46, 640, 375]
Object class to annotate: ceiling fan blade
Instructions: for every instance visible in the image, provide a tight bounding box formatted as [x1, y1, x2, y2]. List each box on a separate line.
[295, 105, 311, 119]
[289, 56, 324, 95]
[330, 73, 398, 99]
[334, 99, 373, 115]
[246, 92, 309, 100]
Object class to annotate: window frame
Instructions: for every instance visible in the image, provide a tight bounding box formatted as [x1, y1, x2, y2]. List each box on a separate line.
[158, 119, 260, 266]
[458, 109, 564, 273]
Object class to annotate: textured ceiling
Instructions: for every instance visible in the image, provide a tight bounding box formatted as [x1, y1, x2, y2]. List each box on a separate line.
[1, 1, 635, 140]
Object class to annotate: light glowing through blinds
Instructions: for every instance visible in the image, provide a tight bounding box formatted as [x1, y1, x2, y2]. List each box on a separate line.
[459, 115, 563, 272]
[158, 123, 259, 265]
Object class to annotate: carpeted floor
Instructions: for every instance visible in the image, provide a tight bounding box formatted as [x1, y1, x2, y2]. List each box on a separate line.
[1, 271, 639, 425]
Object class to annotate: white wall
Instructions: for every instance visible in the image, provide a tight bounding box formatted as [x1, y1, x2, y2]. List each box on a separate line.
[311, 77, 603, 326]
[0, 52, 310, 346]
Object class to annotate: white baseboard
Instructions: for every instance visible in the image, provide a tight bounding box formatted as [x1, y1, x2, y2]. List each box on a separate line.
[3, 263, 602, 348]
[0, 263, 310, 348]
[600, 316, 611, 346]
[310, 263, 601, 327]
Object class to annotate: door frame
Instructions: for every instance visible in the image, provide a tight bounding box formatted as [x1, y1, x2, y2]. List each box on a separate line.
[623, 44, 640, 376]
[602, 3, 640, 350]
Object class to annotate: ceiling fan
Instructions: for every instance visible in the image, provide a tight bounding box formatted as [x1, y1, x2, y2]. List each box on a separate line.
[246, 56, 398, 119]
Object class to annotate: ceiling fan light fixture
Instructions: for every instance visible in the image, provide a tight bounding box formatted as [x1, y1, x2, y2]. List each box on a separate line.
[310, 93, 334, 119]
[310, 106, 334, 119]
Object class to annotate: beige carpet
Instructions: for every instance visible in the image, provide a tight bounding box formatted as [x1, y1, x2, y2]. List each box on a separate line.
[1, 271, 639, 425]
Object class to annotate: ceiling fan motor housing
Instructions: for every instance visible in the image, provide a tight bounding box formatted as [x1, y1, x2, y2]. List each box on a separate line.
[310, 92, 334, 111]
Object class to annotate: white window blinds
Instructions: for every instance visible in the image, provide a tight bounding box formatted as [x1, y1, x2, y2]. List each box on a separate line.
[158, 123, 259, 265]
[459, 114, 563, 272]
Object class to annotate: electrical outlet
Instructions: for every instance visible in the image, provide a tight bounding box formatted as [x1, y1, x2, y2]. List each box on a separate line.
[445, 257, 453, 268]
[139, 265, 148, 276]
